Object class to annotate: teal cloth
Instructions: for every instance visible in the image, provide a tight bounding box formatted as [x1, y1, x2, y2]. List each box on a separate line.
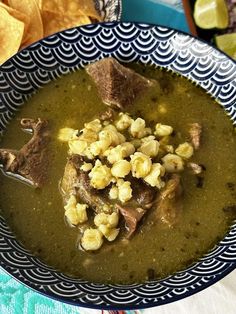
[122, 0, 189, 33]
[0, 268, 80, 314]
[0, 1, 189, 313]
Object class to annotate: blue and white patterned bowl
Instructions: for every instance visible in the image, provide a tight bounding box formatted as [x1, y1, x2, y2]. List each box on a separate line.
[0, 23, 236, 310]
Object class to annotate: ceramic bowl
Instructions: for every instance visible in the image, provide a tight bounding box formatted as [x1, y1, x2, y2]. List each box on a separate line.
[0, 22, 236, 310]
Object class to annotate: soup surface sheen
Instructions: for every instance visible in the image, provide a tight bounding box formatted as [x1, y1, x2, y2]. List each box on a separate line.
[1, 65, 236, 284]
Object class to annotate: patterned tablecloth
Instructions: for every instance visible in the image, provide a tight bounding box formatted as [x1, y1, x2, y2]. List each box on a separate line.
[2, 1, 235, 314]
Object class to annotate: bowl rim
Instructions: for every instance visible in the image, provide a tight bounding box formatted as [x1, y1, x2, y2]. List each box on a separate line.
[1, 261, 236, 310]
[0, 21, 236, 310]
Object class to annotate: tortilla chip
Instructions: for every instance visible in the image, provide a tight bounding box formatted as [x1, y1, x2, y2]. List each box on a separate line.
[41, 0, 101, 21]
[42, 10, 91, 37]
[77, 0, 101, 21]
[0, 2, 30, 45]
[0, 7, 24, 64]
[20, 32, 32, 50]
[8, 0, 43, 46]
[35, 0, 42, 10]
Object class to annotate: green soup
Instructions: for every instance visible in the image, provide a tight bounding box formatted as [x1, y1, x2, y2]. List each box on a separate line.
[0, 64, 236, 284]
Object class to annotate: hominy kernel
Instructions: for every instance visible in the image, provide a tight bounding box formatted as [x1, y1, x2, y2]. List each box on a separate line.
[111, 160, 131, 178]
[175, 142, 194, 159]
[155, 123, 173, 137]
[130, 152, 152, 178]
[162, 153, 184, 173]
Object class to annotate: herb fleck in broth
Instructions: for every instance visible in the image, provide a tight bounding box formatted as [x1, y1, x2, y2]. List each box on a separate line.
[1, 65, 236, 284]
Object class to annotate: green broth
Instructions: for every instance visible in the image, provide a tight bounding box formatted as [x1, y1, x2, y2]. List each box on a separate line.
[0, 65, 236, 284]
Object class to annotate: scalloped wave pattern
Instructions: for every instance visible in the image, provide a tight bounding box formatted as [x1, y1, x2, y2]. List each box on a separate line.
[0, 23, 236, 310]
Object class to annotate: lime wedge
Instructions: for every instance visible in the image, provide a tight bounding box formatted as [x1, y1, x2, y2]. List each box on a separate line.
[215, 33, 236, 59]
[193, 0, 229, 29]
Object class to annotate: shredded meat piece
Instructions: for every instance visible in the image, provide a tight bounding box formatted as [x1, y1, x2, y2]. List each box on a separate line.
[0, 118, 50, 187]
[116, 204, 146, 238]
[60, 160, 78, 198]
[156, 174, 183, 227]
[189, 123, 202, 150]
[187, 162, 203, 175]
[99, 108, 117, 122]
[86, 57, 156, 109]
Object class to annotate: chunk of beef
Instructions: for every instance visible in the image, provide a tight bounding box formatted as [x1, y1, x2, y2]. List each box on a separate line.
[131, 178, 157, 209]
[156, 174, 183, 226]
[77, 171, 111, 214]
[189, 123, 202, 150]
[116, 204, 146, 238]
[0, 118, 50, 187]
[60, 156, 155, 237]
[116, 178, 156, 236]
[60, 155, 112, 213]
[60, 160, 78, 199]
[86, 57, 156, 109]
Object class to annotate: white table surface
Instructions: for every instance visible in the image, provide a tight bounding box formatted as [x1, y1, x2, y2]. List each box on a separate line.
[80, 270, 236, 314]
[146, 270, 236, 314]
